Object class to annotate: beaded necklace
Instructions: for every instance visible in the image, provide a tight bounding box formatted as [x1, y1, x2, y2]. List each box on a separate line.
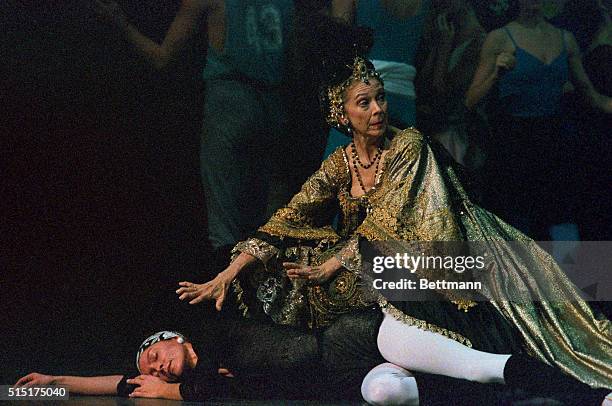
[350, 142, 382, 195]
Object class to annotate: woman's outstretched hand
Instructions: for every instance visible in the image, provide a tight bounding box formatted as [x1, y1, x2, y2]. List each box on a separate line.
[284, 258, 342, 285]
[177, 269, 236, 310]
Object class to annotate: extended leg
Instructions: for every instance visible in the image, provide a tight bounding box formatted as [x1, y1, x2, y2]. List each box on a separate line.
[377, 310, 510, 384]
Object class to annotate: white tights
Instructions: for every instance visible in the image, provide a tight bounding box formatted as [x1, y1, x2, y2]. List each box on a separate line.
[361, 310, 512, 405]
[364, 311, 612, 406]
[377, 310, 511, 384]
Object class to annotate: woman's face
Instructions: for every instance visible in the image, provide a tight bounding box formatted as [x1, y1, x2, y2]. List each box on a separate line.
[342, 78, 388, 139]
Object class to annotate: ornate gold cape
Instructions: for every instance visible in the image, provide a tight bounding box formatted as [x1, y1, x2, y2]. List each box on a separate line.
[236, 128, 611, 388]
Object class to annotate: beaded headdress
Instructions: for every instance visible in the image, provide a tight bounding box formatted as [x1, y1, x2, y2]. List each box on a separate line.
[312, 20, 375, 133]
[324, 57, 382, 129]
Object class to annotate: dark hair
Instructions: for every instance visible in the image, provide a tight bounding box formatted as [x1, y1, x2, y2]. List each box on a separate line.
[312, 19, 374, 132]
[469, 0, 520, 31]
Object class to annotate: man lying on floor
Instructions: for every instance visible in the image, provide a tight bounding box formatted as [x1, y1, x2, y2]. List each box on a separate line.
[14, 308, 525, 405]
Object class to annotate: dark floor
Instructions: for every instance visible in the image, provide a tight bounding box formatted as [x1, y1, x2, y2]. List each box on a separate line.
[0, 396, 361, 406]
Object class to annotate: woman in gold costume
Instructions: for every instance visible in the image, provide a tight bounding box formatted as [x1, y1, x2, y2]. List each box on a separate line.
[176, 56, 611, 403]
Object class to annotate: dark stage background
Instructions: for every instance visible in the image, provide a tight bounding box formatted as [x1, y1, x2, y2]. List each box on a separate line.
[2, 1, 216, 383]
[3, 0, 611, 390]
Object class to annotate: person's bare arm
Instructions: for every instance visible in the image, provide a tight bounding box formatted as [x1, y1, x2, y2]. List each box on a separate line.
[15, 372, 122, 395]
[465, 29, 514, 109]
[430, 13, 456, 96]
[566, 31, 612, 114]
[94, 0, 211, 70]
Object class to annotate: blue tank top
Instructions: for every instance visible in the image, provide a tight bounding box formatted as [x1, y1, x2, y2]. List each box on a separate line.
[355, 0, 430, 65]
[497, 27, 569, 117]
[203, 0, 293, 86]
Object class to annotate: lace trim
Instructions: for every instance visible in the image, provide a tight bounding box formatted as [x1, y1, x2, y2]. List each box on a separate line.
[258, 220, 340, 242]
[335, 236, 362, 274]
[378, 298, 473, 348]
[232, 279, 250, 317]
[234, 238, 279, 264]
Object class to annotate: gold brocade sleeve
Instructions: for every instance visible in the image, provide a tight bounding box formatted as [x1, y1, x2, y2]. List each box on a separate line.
[257, 148, 349, 243]
[233, 238, 279, 264]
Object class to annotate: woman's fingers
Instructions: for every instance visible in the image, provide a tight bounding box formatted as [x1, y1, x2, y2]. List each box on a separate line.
[287, 266, 314, 280]
[178, 281, 195, 287]
[214, 292, 226, 311]
[179, 292, 194, 300]
[181, 287, 205, 301]
[286, 267, 310, 275]
[189, 294, 206, 304]
[177, 281, 201, 299]
[282, 262, 306, 270]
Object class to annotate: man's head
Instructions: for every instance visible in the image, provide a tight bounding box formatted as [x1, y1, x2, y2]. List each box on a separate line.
[136, 331, 191, 382]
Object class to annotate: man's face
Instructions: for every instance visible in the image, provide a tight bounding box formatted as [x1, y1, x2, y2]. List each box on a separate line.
[137, 338, 187, 382]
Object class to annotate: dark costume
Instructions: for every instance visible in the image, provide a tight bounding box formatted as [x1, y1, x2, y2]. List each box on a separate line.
[201, 0, 294, 248]
[231, 127, 611, 389]
[117, 309, 572, 404]
[577, 44, 612, 241]
[484, 27, 575, 238]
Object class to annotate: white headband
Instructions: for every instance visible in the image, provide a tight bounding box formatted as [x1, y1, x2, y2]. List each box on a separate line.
[136, 331, 186, 372]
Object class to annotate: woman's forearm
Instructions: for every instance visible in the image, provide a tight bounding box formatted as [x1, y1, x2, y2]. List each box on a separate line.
[112, 0, 207, 70]
[226, 252, 257, 277]
[465, 68, 498, 109]
[594, 94, 612, 114]
[52, 375, 123, 395]
[582, 86, 612, 113]
[120, 24, 171, 70]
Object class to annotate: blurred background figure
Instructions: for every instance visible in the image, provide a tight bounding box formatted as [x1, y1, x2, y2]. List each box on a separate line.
[94, 0, 295, 263]
[555, 0, 612, 242]
[465, 0, 612, 241]
[414, 0, 487, 175]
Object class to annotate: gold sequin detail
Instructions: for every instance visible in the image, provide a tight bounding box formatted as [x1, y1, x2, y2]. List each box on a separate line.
[234, 238, 279, 264]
